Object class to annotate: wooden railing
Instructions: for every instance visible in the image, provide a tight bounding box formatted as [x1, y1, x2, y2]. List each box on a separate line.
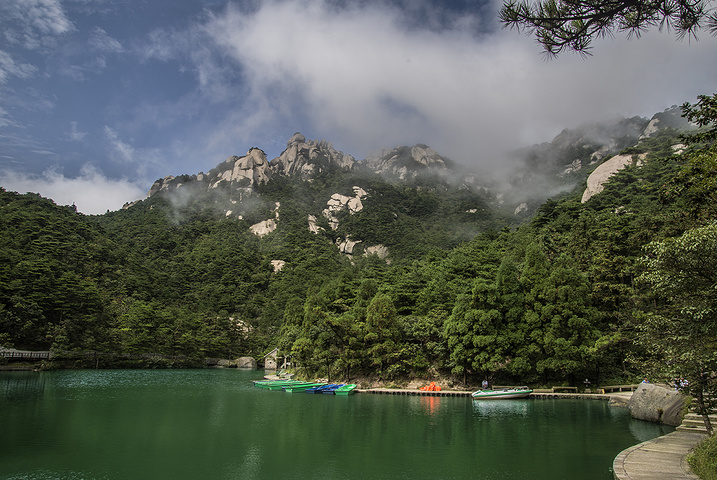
[600, 384, 640, 393]
[0, 350, 52, 360]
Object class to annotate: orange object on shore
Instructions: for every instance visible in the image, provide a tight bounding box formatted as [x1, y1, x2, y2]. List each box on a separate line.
[420, 382, 441, 391]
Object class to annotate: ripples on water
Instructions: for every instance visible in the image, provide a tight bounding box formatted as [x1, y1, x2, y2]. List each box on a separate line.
[0, 370, 673, 480]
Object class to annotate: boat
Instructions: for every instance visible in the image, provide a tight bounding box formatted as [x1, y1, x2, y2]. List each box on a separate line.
[334, 384, 357, 396]
[321, 384, 346, 394]
[267, 381, 306, 390]
[471, 387, 533, 400]
[305, 383, 340, 394]
[253, 379, 303, 390]
[283, 383, 327, 393]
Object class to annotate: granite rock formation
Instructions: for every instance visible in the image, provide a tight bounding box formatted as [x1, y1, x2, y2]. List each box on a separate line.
[628, 383, 687, 427]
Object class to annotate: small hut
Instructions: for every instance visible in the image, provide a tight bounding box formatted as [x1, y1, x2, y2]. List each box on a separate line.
[263, 348, 279, 370]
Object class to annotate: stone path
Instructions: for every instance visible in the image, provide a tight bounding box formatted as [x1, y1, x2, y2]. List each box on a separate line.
[612, 430, 706, 480]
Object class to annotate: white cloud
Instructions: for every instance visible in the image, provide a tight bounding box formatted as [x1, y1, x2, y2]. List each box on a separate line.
[104, 126, 136, 164]
[0, 0, 74, 51]
[0, 164, 146, 215]
[198, 0, 717, 172]
[68, 121, 87, 141]
[0, 50, 38, 83]
[89, 26, 123, 53]
[103, 125, 166, 177]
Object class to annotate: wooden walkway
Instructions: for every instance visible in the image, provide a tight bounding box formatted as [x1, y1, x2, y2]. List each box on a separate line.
[612, 431, 706, 480]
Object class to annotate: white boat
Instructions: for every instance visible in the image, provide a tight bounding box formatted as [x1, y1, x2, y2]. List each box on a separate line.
[471, 387, 532, 400]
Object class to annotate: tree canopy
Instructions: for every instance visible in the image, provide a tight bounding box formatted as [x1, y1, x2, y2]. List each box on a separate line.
[500, 0, 717, 55]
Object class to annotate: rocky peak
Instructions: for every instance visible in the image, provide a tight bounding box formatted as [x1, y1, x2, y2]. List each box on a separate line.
[145, 134, 356, 198]
[210, 148, 271, 189]
[270, 132, 356, 178]
[147, 175, 178, 197]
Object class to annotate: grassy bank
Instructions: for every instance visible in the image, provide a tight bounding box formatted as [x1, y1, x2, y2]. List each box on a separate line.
[689, 434, 717, 480]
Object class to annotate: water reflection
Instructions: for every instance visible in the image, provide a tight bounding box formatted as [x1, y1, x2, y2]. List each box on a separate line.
[472, 399, 530, 418]
[419, 395, 442, 416]
[629, 417, 674, 443]
[0, 372, 46, 403]
[0, 370, 675, 480]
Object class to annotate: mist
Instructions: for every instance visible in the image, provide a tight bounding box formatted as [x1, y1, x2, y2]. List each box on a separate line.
[200, 0, 717, 173]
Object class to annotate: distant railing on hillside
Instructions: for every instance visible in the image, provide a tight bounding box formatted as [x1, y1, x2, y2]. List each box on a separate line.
[1, 348, 195, 363]
[0, 349, 52, 360]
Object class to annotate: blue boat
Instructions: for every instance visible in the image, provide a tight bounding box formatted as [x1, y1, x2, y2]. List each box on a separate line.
[321, 384, 345, 394]
[304, 383, 336, 393]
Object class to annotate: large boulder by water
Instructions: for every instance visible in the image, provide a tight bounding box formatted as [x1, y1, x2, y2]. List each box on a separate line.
[236, 357, 257, 369]
[628, 383, 687, 426]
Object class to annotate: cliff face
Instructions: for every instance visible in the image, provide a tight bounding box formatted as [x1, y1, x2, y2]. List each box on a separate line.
[271, 133, 356, 178]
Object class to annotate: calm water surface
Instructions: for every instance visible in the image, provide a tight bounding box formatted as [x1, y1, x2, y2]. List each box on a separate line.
[0, 369, 672, 480]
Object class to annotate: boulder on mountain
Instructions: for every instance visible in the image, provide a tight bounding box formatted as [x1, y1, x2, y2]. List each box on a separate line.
[581, 153, 646, 203]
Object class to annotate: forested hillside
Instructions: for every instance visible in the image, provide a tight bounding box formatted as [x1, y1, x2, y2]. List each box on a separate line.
[1, 98, 715, 399]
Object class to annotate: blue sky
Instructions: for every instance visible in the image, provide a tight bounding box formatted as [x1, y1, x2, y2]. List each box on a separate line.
[1, 0, 716, 214]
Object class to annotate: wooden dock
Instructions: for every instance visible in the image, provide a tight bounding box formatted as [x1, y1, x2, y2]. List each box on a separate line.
[358, 388, 471, 397]
[356, 388, 632, 400]
[356, 388, 619, 400]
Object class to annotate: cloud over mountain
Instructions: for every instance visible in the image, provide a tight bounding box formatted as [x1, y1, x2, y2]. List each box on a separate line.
[1, 0, 716, 212]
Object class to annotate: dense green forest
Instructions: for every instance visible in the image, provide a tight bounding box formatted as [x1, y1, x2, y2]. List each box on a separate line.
[1, 98, 716, 411]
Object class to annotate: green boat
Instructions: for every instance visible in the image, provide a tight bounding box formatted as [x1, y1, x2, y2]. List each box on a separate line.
[335, 384, 357, 395]
[266, 380, 307, 391]
[284, 383, 327, 393]
[471, 387, 532, 400]
[253, 380, 302, 390]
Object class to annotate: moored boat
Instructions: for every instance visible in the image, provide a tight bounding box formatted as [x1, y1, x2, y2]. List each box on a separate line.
[471, 387, 532, 400]
[305, 383, 340, 393]
[267, 381, 306, 390]
[253, 379, 303, 390]
[321, 384, 346, 394]
[283, 383, 327, 393]
[335, 384, 357, 395]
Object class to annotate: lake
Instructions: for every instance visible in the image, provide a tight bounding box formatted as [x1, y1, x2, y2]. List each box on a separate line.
[0, 369, 672, 480]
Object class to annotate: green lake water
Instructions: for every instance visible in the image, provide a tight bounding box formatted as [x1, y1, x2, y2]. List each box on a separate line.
[0, 369, 672, 480]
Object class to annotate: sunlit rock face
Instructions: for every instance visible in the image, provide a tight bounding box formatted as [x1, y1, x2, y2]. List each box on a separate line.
[234, 148, 271, 185]
[581, 153, 646, 203]
[211, 148, 271, 189]
[249, 218, 276, 237]
[147, 175, 177, 196]
[271, 132, 356, 178]
[270, 260, 285, 272]
[249, 202, 280, 237]
[336, 237, 361, 255]
[364, 244, 389, 260]
[307, 214, 323, 234]
[321, 187, 367, 230]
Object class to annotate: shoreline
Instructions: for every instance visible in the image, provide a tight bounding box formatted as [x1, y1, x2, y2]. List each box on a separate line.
[307, 381, 702, 479]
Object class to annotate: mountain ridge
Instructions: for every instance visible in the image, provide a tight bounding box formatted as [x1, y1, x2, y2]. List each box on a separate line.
[139, 105, 691, 221]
